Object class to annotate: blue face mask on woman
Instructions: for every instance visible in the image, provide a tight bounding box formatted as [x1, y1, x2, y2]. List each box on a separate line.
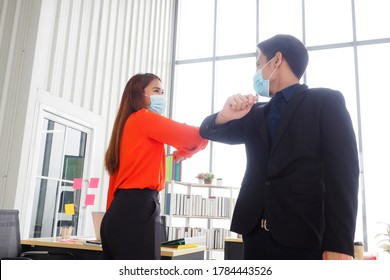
[253, 57, 277, 97]
[146, 94, 166, 115]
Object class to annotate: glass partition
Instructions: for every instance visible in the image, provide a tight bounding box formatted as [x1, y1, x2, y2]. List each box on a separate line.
[30, 112, 90, 238]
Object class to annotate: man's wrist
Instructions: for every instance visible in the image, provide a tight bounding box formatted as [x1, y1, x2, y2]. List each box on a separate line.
[215, 111, 229, 125]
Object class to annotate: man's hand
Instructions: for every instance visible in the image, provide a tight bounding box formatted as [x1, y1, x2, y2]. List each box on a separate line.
[322, 251, 353, 260]
[215, 94, 257, 125]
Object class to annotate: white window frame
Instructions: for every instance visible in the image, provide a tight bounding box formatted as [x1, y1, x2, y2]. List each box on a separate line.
[22, 89, 103, 239]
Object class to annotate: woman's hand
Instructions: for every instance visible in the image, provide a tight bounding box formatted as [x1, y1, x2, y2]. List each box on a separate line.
[172, 150, 186, 162]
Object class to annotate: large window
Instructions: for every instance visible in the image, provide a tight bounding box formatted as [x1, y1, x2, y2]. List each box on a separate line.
[172, 0, 390, 252]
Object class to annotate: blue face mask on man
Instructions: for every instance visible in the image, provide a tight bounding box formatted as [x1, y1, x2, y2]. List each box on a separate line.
[253, 57, 277, 97]
[145, 94, 166, 115]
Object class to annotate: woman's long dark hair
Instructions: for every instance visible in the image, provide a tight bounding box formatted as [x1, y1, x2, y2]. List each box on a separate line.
[104, 73, 161, 175]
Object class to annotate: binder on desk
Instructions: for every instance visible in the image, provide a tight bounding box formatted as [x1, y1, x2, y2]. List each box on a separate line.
[161, 236, 206, 247]
[163, 243, 199, 249]
[161, 238, 185, 247]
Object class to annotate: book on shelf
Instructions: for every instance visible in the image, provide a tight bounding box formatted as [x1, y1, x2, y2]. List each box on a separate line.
[165, 192, 232, 217]
[165, 154, 182, 181]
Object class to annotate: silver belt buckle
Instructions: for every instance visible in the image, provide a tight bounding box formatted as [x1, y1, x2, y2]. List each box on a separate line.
[260, 219, 269, 231]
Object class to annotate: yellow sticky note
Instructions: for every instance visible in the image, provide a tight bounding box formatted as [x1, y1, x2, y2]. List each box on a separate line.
[65, 203, 75, 215]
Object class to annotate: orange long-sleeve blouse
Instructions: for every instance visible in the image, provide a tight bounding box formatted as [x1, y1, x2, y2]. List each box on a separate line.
[106, 109, 208, 209]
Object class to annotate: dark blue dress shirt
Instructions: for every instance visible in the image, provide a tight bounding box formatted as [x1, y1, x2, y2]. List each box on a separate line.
[266, 83, 301, 143]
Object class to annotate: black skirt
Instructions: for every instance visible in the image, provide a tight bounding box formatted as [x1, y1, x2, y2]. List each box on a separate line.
[100, 188, 161, 260]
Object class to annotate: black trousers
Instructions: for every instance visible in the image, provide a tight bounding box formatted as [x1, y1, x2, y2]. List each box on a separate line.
[100, 188, 161, 260]
[242, 224, 322, 260]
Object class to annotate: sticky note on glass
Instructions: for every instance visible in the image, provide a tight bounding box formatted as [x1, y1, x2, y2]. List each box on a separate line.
[65, 203, 75, 215]
[89, 177, 99, 188]
[73, 178, 83, 189]
[85, 194, 95, 206]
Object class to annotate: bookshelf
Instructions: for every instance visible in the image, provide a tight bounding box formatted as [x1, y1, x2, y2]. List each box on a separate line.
[162, 180, 239, 259]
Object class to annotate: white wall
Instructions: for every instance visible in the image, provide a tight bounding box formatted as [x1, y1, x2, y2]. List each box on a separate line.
[0, 0, 42, 216]
[0, 0, 176, 237]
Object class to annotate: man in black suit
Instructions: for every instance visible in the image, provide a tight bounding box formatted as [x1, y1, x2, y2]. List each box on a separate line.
[199, 34, 359, 260]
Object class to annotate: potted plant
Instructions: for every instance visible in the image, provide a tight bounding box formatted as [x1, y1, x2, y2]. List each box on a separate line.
[375, 222, 390, 257]
[195, 172, 215, 184]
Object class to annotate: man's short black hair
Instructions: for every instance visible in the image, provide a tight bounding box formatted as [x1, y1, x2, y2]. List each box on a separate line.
[257, 34, 309, 79]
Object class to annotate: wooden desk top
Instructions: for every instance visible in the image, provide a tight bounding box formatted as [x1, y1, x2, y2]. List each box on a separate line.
[224, 237, 243, 243]
[21, 237, 103, 251]
[160, 246, 205, 257]
[21, 238, 206, 257]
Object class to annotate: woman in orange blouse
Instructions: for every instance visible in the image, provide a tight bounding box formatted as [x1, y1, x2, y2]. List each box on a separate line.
[101, 73, 208, 260]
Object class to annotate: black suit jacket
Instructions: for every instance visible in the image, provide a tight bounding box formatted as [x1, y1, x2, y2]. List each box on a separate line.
[199, 84, 359, 256]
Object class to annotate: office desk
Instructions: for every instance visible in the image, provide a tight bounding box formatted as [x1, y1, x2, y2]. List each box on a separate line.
[21, 238, 205, 260]
[224, 237, 244, 260]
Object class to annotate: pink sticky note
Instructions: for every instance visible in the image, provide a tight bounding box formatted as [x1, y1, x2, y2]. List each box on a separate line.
[73, 178, 82, 189]
[89, 177, 99, 188]
[85, 194, 95, 206]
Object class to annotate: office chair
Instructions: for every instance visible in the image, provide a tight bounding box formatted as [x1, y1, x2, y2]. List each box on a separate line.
[0, 209, 29, 259]
[0, 209, 75, 260]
